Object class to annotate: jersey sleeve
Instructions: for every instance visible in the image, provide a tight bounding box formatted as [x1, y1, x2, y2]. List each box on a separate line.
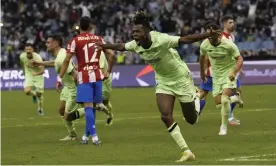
[160, 33, 180, 48]
[125, 40, 136, 52]
[34, 53, 43, 62]
[200, 41, 207, 56]
[19, 53, 24, 61]
[229, 42, 240, 58]
[69, 38, 76, 53]
[66, 40, 72, 53]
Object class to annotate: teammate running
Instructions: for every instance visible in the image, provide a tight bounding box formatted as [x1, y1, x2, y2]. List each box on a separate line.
[20, 43, 45, 115]
[199, 23, 243, 135]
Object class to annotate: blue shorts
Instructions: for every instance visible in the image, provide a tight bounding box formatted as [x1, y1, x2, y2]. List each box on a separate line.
[76, 81, 103, 103]
[236, 78, 241, 88]
[200, 76, 241, 92]
[200, 76, 213, 92]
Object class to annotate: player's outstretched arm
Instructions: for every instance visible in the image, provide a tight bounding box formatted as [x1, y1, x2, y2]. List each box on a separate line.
[199, 42, 208, 82]
[38, 60, 55, 67]
[179, 33, 210, 44]
[31, 60, 55, 67]
[179, 30, 221, 44]
[59, 52, 73, 78]
[101, 43, 126, 51]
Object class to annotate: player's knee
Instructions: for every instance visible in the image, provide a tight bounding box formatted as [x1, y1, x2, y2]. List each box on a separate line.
[161, 115, 173, 125]
[59, 107, 65, 116]
[24, 89, 31, 95]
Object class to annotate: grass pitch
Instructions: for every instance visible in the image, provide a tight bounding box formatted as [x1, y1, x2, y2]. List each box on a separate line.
[1, 85, 276, 164]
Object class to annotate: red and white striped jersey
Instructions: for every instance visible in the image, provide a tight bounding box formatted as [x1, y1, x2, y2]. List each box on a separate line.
[66, 39, 73, 53]
[222, 32, 235, 42]
[69, 32, 105, 84]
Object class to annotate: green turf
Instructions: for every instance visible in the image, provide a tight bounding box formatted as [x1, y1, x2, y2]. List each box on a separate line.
[1, 85, 276, 164]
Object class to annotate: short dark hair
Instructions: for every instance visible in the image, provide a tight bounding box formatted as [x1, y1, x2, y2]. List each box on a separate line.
[47, 34, 63, 46]
[79, 16, 91, 31]
[25, 43, 34, 48]
[221, 15, 233, 23]
[204, 23, 220, 31]
[203, 20, 216, 29]
[132, 10, 151, 30]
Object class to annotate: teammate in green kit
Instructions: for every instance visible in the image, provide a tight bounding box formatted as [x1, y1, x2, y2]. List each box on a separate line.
[199, 23, 243, 136]
[31, 34, 86, 140]
[96, 11, 221, 162]
[20, 43, 45, 115]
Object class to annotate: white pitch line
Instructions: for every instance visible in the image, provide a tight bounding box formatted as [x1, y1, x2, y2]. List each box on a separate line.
[249, 108, 275, 112]
[241, 131, 276, 136]
[219, 153, 276, 162]
[223, 159, 276, 161]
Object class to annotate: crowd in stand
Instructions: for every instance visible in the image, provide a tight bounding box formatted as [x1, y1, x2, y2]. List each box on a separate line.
[1, 0, 276, 68]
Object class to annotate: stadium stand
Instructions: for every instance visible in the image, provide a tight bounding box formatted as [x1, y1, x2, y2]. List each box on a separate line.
[1, 0, 275, 68]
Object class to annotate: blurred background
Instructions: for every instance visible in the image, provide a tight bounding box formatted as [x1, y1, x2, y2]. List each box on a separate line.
[1, 0, 276, 69]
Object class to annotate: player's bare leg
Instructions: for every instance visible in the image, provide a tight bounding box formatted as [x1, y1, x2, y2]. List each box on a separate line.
[156, 93, 195, 162]
[103, 100, 113, 125]
[58, 101, 77, 141]
[24, 86, 37, 104]
[36, 92, 44, 115]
